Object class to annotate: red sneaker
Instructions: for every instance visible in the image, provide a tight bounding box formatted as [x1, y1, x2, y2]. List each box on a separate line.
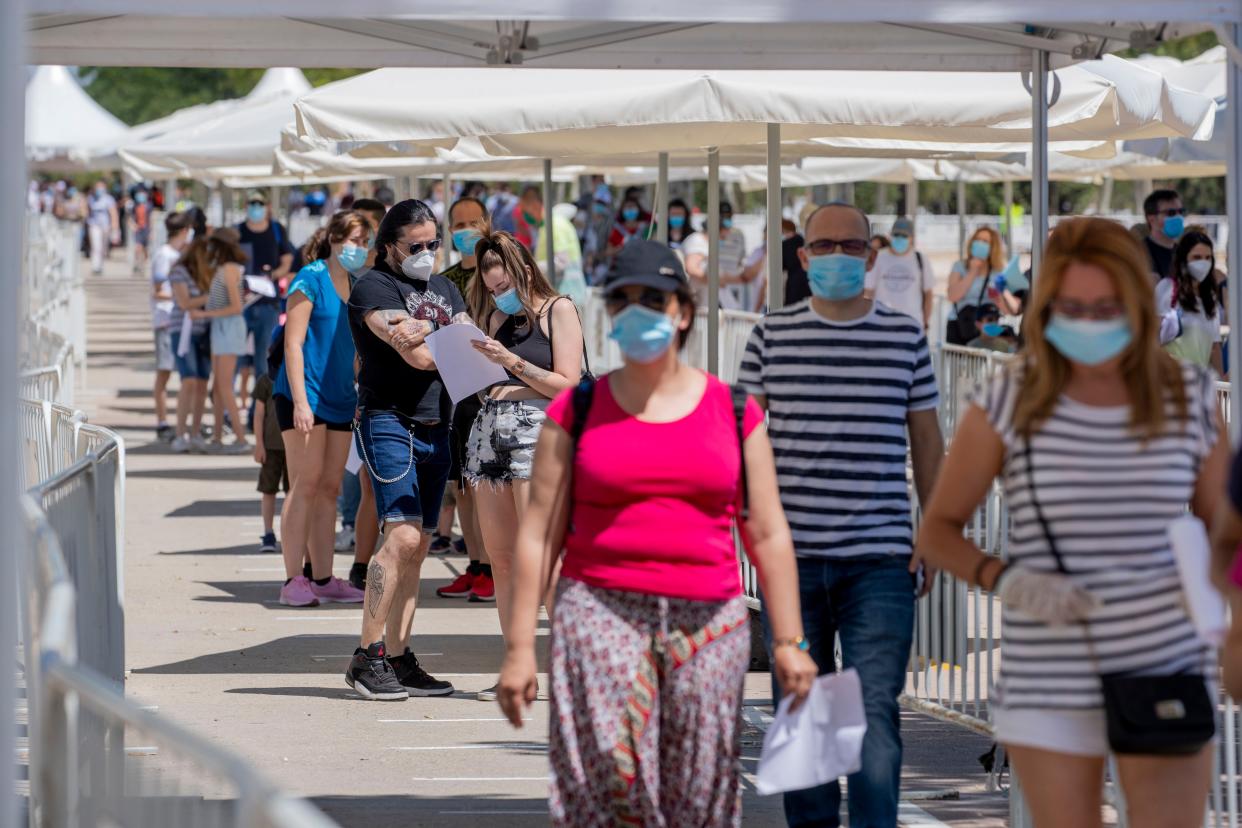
[437, 570, 475, 599]
[469, 572, 496, 602]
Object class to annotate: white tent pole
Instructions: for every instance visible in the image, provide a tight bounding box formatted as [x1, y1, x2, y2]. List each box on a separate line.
[212, 186, 223, 227]
[766, 123, 783, 310]
[1002, 179, 1014, 254]
[656, 152, 669, 244]
[543, 159, 555, 286]
[1031, 48, 1050, 280]
[957, 178, 967, 254]
[1225, 23, 1242, 432]
[221, 186, 231, 226]
[441, 172, 453, 265]
[401, 176, 412, 200]
[707, 146, 720, 376]
[905, 180, 919, 236]
[165, 178, 177, 211]
[0, 0, 21, 820]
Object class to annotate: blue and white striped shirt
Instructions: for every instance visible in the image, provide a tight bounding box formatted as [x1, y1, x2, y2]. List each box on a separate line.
[738, 301, 938, 559]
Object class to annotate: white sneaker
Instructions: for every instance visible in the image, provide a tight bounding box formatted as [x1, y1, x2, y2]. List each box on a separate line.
[170, 436, 191, 453]
[334, 526, 355, 552]
[189, 436, 210, 454]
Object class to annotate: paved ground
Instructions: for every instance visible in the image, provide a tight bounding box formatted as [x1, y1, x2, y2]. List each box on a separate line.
[77, 255, 1010, 826]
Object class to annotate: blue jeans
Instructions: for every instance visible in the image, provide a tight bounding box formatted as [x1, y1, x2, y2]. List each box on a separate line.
[242, 300, 279, 377]
[354, 410, 450, 530]
[763, 555, 915, 828]
[337, 470, 361, 529]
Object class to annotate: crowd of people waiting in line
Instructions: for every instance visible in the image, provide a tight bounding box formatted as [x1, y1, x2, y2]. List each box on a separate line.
[131, 168, 1242, 826]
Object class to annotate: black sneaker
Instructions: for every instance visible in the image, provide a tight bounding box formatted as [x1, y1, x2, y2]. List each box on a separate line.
[303, 561, 312, 579]
[156, 424, 175, 443]
[428, 534, 452, 555]
[349, 562, 368, 591]
[389, 649, 455, 696]
[345, 643, 408, 701]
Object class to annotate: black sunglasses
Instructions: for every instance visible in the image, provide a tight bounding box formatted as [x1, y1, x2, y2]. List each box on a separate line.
[398, 238, 442, 255]
[1158, 207, 1186, 217]
[805, 237, 869, 256]
[247, 200, 266, 207]
[605, 287, 670, 312]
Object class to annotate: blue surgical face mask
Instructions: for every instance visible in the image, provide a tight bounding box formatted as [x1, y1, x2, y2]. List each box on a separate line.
[609, 304, 677, 364]
[1044, 314, 1132, 366]
[1163, 215, 1185, 239]
[982, 322, 1004, 338]
[890, 236, 910, 254]
[336, 243, 367, 274]
[247, 203, 267, 223]
[622, 207, 640, 222]
[452, 227, 482, 254]
[807, 254, 867, 301]
[135, 192, 148, 204]
[721, 217, 733, 229]
[494, 287, 523, 316]
[970, 239, 991, 261]
[669, 214, 686, 229]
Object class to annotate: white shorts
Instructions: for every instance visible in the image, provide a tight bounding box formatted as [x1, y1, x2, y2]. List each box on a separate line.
[992, 705, 1110, 757]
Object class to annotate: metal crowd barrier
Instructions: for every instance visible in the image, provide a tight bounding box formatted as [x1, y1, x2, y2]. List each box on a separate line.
[23, 212, 86, 397]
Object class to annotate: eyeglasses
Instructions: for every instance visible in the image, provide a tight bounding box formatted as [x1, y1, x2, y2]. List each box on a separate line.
[1155, 207, 1185, 217]
[398, 238, 442, 255]
[247, 200, 265, 207]
[605, 287, 671, 312]
[1050, 299, 1126, 321]
[805, 238, 869, 256]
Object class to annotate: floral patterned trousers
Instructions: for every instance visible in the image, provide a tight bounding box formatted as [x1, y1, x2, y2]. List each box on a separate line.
[549, 578, 751, 827]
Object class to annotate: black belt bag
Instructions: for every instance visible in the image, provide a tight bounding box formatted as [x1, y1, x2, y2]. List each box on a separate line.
[1023, 439, 1215, 756]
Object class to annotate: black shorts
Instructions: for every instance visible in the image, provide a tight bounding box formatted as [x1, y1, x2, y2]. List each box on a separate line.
[273, 393, 353, 433]
[449, 395, 484, 484]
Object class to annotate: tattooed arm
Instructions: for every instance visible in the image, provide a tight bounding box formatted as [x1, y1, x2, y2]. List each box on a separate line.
[470, 299, 582, 398]
[364, 308, 435, 370]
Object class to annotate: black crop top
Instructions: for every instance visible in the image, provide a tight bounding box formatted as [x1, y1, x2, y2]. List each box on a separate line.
[494, 297, 561, 388]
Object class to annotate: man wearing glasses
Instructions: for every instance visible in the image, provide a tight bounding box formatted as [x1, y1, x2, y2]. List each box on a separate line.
[344, 198, 471, 701]
[1142, 189, 1186, 280]
[739, 202, 944, 827]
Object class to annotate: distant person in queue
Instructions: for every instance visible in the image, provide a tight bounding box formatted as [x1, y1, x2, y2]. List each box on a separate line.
[1143, 188, 1185, 281]
[1156, 228, 1224, 375]
[343, 199, 470, 701]
[946, 226, 1007, 345]
[865, 216, 935, 330]
[237, 189, 295, 398]
[498, 240, 816, 826]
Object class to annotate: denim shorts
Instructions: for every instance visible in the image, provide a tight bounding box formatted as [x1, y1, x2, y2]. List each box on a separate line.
[210, 314, 248, 356]
[355, 409, 450, 530]
[153, 328, 174, 373]
[172, 328, 211, 380]
[465, 397, 547, 484]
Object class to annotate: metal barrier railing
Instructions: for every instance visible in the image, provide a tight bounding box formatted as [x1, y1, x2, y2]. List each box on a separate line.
[23, 212, 85, 400]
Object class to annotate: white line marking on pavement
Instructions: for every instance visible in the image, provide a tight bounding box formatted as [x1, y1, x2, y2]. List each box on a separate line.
[390, 743, 546, 752]
[898, 802, 951, 827]
[411, 777, 547, 782]
[310, 653, 441, 660]
[378, 717, 529, 723]
[274, 616, 354, 621]
[439, 810, 547, 815]
[238, 567, 286, 572]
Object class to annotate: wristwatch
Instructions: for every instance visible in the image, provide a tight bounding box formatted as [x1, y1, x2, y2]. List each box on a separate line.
[512, 358, 527, 377]
[773, 635, 810, 652]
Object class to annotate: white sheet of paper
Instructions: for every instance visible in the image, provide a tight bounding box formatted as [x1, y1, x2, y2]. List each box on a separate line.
[345, 438, 362, 475]
[424, 323, 509, 404]
[244, 275, 278, 298]
[1169, 515, 1227, 646]
[756, 668, 867, 796]
[176, 312, 193, 357]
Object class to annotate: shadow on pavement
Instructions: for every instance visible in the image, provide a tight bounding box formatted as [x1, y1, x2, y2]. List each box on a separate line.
[131, 466, 261, 482]
[159, 542, 272, 557]
[194, 578, 510, 609]
[166, 499, 266, 518]
[312, 793, 551, 827]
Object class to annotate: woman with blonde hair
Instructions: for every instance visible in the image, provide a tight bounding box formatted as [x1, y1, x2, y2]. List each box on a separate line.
[464, 227, 585, 700]
[918, 217, 1230, 828]
[947, 225, 1007, 344]
[189, 228, 250, 454]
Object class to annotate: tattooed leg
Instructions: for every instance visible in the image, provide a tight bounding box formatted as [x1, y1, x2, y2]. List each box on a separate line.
[359, 522, 419, 649]
[366, 562, 386, 619]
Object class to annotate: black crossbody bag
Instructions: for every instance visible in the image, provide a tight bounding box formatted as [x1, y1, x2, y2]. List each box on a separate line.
[1022, 438, 1214, 755]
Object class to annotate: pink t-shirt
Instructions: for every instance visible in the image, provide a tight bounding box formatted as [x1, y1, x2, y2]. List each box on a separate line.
[545, 372, 765, 602]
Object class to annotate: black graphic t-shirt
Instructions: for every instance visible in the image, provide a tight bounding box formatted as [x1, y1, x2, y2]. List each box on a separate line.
[348, 260, 467, 422]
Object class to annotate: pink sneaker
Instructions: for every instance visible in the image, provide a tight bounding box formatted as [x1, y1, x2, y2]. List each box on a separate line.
[309, 576, 365, 604]
[279, 575, 320, 607]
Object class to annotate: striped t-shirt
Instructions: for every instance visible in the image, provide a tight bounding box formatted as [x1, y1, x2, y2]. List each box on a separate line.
[977, 360, 1219, 711]
[738, 300, 939, 558]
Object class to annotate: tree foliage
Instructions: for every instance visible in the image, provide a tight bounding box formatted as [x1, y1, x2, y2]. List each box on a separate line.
[80, 67, 362, 126]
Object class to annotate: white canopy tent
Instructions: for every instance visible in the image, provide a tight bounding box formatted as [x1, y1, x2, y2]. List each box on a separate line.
[24, 65, 127, 171]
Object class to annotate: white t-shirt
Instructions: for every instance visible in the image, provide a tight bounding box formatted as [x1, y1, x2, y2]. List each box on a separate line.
[865, 249, 934, 327]
[1155, 277, 1221, 368]
[150, 244, 181, 330]
[682, 229, 748, 310]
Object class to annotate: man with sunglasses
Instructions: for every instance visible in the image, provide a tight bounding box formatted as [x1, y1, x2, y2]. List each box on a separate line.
[344, 198, 471, 701]
[1143, 188, 1186, 281]
[739, 202, 944, 827]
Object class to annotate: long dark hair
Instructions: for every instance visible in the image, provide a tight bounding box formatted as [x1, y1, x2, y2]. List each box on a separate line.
[374, 198, 439, 264]
[666, 198, 692, 243]
[1171, 229, 1218, 317]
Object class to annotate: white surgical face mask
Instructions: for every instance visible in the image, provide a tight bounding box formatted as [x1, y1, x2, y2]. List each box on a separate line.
[1187, 259, 1213, 283]
[399, 249, 435, 282]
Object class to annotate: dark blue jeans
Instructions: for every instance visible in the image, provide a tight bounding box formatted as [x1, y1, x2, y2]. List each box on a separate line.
[763, 555, 915, 828]
[242, 300, 280, 377]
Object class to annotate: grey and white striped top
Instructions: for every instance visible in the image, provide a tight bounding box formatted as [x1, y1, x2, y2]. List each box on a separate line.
[976, 360, 1219, 711]
[205, 267, 238, 314]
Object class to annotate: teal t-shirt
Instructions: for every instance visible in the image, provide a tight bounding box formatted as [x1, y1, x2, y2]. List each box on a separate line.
[275, 260, 358, 423]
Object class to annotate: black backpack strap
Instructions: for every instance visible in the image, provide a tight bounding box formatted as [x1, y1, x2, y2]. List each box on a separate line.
[565, 377, 596, 536]
[730, 384, 750, 520]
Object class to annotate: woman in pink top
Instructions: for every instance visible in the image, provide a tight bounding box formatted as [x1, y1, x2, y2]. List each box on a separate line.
[498, 241, 816, 826]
